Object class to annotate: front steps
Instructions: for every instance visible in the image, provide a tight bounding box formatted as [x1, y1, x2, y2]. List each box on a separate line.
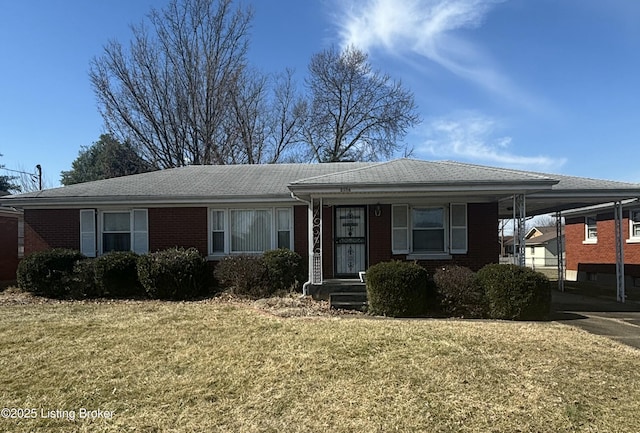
[310, 280, 368, 311]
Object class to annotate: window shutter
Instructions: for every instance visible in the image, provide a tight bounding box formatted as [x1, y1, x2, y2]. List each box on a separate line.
[450, 203, 467, 254]
[80, 209, 96, 257]
[132, 209, 149, 254]
[392, 205, 409, 254]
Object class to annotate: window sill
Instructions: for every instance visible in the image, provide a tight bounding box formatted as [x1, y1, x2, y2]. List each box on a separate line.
[582, 240, 598, 245]
[626, 238, 640, 244]
[406, 253, 452, 261]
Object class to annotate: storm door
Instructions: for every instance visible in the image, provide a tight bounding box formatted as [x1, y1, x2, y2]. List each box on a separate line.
[334, 206, 367, 276]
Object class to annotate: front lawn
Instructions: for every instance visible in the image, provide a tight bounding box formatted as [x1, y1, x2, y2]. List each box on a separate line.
[1, 297, 639, 432]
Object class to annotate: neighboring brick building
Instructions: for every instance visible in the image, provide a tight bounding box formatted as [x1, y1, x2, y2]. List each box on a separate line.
[564, 199, 640, 289]
[0, 206, 22, 281]
[3, 159, 640, 298]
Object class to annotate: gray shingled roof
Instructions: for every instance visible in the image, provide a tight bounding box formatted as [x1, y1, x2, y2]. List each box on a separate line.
[3, 159, 640, 214]
[289, 159, 556, 187]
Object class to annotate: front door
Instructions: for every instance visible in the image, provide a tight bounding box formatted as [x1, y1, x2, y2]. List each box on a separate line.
[334, 206, 367, 276]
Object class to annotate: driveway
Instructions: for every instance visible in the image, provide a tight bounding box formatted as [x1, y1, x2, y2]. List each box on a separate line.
[552, 290, 640, 349]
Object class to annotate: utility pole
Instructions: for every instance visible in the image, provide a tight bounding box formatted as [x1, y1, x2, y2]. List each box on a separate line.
[36, 164, 42, 190]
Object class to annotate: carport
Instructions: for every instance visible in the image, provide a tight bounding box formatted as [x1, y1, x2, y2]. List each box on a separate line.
[497, 173, 640, 303]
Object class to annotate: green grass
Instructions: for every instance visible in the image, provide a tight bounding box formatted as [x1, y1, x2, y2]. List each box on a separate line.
[1, 300, 639, 432]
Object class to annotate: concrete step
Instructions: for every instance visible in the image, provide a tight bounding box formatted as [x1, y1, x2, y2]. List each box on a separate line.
[329, 291, 368, 311]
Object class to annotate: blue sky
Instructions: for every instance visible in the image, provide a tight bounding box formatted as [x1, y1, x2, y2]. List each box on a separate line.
[1, 0, 640, 188]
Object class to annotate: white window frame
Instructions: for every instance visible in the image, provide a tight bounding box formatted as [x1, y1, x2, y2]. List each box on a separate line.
[80, 209, 97, 257]
[97, 209, 148, 255]
[208, 207, 293, 256]
[391, 203, 468, 258]
[628, 209, 640, 243]
[583, 215, 597, 244]
[411, 206, 447, 254]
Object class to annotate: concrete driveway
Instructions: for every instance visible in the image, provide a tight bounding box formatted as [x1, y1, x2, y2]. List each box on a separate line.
[552, 290, 640, 349]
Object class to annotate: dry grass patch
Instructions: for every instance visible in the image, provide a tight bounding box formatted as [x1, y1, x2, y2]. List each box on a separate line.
[0, 298, 639, 432]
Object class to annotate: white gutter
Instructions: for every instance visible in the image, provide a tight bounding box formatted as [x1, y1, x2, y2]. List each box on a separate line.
[290, 191, 313, 296]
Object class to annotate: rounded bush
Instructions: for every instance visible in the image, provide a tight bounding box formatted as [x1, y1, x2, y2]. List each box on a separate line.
[16, 248, 85, 298]
[263, 249, 306, 293]
[213, 255, 270, 298]
[433, 265, 487, 318]
[476, 264, 551, 320]
[366, 260, 432, 317]
[69, 258, 100, 299]
[137, 247, 209, 300]
[94, 251, 144, 298]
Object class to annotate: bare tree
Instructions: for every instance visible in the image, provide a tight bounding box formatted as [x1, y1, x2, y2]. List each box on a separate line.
[303, 45, 420, 162]
[90, 0, 253, 169]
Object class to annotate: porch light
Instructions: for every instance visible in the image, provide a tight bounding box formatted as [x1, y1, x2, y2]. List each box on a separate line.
[374, 204, 382, 217]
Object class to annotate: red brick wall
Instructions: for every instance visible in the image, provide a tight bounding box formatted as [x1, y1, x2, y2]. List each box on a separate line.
[369, 204, 392, 266]
[293, 205, 308, 259]
[389, 202, 499, 274]
[0, 215, 19, 280]
[565, 212, 640, 275]
[321, 202, 499, 278]
[24, 209, 80, 255]
[148, 207, 208, 255]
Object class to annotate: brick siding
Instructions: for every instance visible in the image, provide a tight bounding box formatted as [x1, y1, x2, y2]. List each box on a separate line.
[148, 207, 208, 255]
[566, 212, 640, 278]
[24, 209, 80, 255]
[0, 215, 19, 280]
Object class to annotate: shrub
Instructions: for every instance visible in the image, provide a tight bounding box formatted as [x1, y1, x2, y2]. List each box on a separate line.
[16, 248, 85, 298]
[69, 258, 100, 299]
[366, 260, 433, 317]
[263, 249, 306, 293]
[476, 264, 551, 320]
[93, 251, 144, 298]
[137, 247, 209, 300]
[214, 255, 270, 298]
[433, 265, 487, 318]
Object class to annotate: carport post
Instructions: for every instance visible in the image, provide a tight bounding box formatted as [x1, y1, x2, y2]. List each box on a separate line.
[614, 201, 625, 303]
[556, 211, 565, 292]
[512, 194, 526, 267]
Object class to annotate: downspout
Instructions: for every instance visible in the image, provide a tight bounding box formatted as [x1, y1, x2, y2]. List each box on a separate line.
[290, 191, 313, 296]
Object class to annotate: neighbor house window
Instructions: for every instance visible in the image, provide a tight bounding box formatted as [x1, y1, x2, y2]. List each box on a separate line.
[630, 210, 640, 241]
[585, 216, 597, 242]
[392, 204, 468, 256]
[209, 207, 292, 255]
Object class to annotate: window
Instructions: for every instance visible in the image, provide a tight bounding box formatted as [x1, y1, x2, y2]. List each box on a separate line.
[210, 207, 292, 255]
[80, 209, 148, 256]
[630, 210, 640, 241]
[276, 208, 292, 249]
[211, 210, 225, 253]
[103, 212, 132, 252]
[412, 207, 445, 252]
[392, 203, 468, 256]
[585, 216, 597, 242]
[17, 215, 24, 258]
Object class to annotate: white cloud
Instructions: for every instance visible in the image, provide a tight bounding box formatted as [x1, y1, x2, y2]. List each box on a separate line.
[417, 113, 566, 171]
[333, 0, 539, 108]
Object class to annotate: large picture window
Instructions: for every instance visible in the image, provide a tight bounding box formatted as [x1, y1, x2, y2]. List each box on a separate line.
[210, 207, 292, 255]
